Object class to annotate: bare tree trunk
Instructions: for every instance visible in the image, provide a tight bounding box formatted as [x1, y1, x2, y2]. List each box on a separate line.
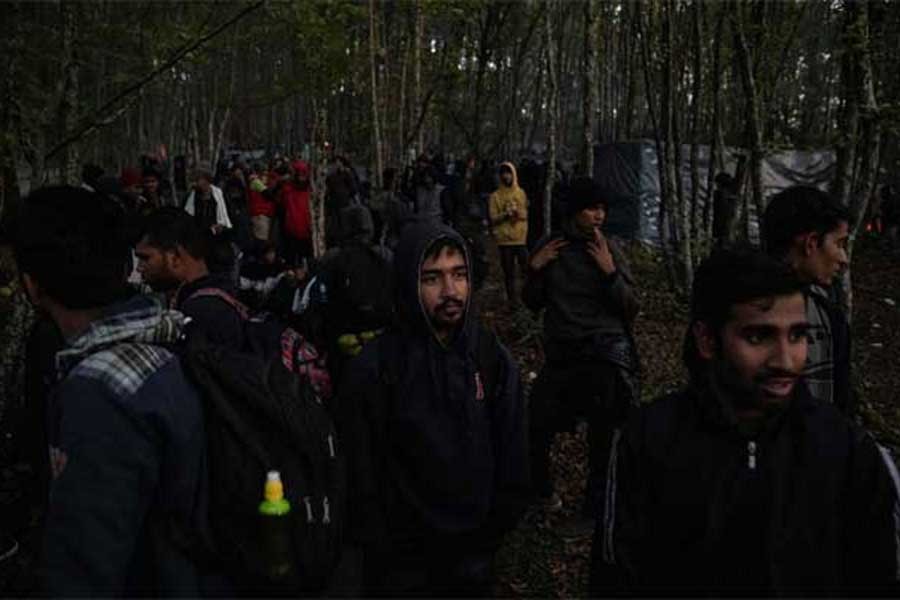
[835, 0, 881, 317]
[703, 6, 726, 241]
[212, 26, 240, 169]
[414, 0, 424, 156]
[581, 0, 598, 177]
[310, 101, 329, 258]
[638, 1, 677, 290]
[59, 0, 80, 184]
[688, 0, 703, 251]
[398, 33, 408, 166]
[543, 0, 558, 238]
[732, 6, 765, 224]
[1, 1, 24, 218]
[662, 0, 691, 290]
[369, 0, 384, 190]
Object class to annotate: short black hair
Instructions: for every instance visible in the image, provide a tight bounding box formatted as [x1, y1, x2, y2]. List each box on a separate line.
[142, 165, 161, 180]
[423, 236, 467, 264]
[14, 186, 131, 309]
[762, 186, 850, 257]
[140, 207, 209, 260]
[683, 246, 806, 379]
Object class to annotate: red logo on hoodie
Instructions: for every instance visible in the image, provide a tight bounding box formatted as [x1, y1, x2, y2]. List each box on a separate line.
[475, 372, 485, 401]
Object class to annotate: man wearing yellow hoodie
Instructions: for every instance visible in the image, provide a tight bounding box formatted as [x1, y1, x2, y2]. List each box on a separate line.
[489, 162, 529, 302]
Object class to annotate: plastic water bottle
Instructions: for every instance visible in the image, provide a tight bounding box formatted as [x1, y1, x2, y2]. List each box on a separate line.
[258, 471, 295, 585]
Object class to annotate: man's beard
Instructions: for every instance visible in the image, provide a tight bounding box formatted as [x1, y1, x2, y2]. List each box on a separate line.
[429, 298, 466, 331]
[711, 355, 800, 412]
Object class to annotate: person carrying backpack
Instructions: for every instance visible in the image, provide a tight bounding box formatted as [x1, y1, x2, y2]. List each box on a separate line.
[13, 186, 220, 596]
[135, 209, 342, 594]
[315, 205, 393, 382]
[333, 222, 530, 597]
[135, 208, 244, 350]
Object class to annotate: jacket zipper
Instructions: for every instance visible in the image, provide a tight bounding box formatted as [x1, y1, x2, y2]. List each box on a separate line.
[747, 440, 757, 470]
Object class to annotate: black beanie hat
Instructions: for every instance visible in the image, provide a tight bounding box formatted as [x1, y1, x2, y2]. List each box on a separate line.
[565, 176, 610, 216]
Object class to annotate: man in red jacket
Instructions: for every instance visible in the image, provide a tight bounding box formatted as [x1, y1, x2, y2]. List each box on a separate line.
[278, 159, 314, 265]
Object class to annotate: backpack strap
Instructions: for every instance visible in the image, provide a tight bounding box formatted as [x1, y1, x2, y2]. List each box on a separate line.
[185, 287, 250, 320]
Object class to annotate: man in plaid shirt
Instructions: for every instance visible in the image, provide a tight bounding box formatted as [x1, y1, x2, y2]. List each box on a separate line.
[14, 186, 218, 596]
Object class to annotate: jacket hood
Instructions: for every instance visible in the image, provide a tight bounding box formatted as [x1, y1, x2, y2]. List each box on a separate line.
[341, 204, 374, 244]
[499, 161, 520, 189]
[393, 221, 472, 342]
[57, 294, 186, 378]
[291, 160, 309, 177]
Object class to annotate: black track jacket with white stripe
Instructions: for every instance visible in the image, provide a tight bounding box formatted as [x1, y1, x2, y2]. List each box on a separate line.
[593, 382, 900, 597]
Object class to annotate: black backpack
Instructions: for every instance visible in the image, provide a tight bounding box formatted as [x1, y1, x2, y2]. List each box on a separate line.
[179, 291, 344, 593]
[324, 244, 393, 334]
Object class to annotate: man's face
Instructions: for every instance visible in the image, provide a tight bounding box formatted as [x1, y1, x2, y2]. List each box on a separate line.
[142, 176, 159, 195]
[696, 293, 809, 411]
[797, 221, 850, 286]
[195, 176, 212, 194]
[135, 238, 181, 292]
[420, 246, 469, 336]
[574, 204, 607, 236]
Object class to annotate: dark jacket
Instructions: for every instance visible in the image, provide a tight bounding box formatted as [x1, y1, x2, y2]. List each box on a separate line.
[335, 222, 529, 551]
[595, 382, 900, 597]
[175, 274, 244, 350]
[45, 295, 214, 596]
[523, 225, 639, 349]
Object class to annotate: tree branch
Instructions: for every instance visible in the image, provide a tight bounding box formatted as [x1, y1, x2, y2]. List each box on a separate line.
[44, 0, 265, 162]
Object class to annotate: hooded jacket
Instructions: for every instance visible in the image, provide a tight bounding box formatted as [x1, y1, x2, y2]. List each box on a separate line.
[279, 160, 312, 241]
[488, 162, 528, 246]
[45, 294, 214, 596]
[334, 222, 530, 551]
[523, 218, 639, 349]
[594, 381, 900, 596]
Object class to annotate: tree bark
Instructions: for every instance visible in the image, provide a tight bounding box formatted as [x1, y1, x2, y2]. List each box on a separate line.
[414, 0, 424, 156]
[59, 0, 81, 184]
[732, 5, 765, 227]
[688, 0, 703, 250]
[835, 0, 881, 317]
[310, 101, 328, 258]
[543, 0, 558, 238]
[703, 6, 726, 241]
[368, 0, 384, 190]
[581, 0, 598, 177]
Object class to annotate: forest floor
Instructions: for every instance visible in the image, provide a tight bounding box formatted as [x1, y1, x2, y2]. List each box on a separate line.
[481, 233, 900, 598]
[1, 234, 899, 596]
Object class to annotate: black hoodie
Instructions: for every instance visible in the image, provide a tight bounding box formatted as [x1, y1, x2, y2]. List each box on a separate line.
[334, 222, 530, 551]
[593, 381, 900, 596]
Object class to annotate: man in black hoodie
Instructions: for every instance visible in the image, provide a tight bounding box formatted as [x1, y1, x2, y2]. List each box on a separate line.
[591, 248, 900, 596]
[334, 222, 530, 597]
[135, 207, 244, 350]
[524, 176, 640, 536]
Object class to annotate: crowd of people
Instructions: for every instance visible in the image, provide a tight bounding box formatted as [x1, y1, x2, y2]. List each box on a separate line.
[1, 146, 899, 597]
